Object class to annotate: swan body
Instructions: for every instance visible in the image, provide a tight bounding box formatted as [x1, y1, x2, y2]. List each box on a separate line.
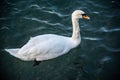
[5, 10, 90, 61]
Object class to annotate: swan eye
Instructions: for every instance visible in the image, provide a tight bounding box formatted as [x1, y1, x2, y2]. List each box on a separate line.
[82, 14, 87, 17]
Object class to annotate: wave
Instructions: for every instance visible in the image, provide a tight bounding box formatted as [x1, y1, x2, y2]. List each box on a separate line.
[92, 11, 100, 14]
[87, 0, 107, 9]
[12, 4, 44, 15]
[83, 37, 103, 41]
[95, 44, 120, 52]
[99, 56, 112, 65]
[100, 56, 111, 63]
[28, 4, 45, 10]
[96, 27, 120, 32]
[43, 10, 68, 18]
[23, 17, 64, 27]
[28, 4, 69, 18]
[0, 26, 9, 30]
[0, 18, 8, 20]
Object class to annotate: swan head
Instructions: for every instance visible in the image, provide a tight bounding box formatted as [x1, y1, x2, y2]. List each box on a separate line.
[72, 10, 90, 20]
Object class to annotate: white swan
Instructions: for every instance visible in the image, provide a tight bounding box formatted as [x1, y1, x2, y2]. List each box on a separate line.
[5, 10, 90, 63]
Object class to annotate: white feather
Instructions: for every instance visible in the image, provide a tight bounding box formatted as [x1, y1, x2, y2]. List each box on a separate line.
[5, 10, 89, 61]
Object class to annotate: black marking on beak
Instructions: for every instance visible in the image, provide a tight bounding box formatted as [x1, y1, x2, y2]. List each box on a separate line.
[82, 14, 87, 17]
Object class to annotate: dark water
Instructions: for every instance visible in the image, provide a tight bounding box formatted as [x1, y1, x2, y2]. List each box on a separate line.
[0, 0, 120, 80]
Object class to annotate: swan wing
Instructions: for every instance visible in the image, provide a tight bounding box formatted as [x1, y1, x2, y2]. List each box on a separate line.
[18, 34, 72, 61]
[5, 48, 20, 58]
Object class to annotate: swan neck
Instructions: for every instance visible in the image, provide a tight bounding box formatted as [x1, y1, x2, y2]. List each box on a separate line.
[72, 17, 80, 40]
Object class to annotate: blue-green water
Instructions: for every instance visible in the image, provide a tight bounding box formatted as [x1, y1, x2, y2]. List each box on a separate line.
[0, 0, 120, 80]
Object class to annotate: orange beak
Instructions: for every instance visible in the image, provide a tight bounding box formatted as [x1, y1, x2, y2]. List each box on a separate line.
[82, 15, 90, 20]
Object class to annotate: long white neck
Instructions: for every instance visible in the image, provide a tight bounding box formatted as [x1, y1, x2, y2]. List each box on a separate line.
[71, 16, 81, 41]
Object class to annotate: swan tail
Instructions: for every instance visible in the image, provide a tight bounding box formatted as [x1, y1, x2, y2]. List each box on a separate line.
[5, 48, 20, 58]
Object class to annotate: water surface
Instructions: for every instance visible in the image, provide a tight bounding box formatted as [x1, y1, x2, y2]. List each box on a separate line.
[0, 0, 120, 80]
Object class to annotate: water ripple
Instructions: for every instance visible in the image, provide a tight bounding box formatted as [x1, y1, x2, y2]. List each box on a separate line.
[23, 17, 64, 27]
[96, 27, 120, 32]
[28, 4, 45, 10]
[96, 44, 120, 52]
[87, 0, 107, 9]
[43, 10, 68, 18]
[92, 11, 100, 14]
[12, 4, 44, 15]
[0, 26, 9, 30]
[0, 18, 8, 20]
[28, 4, 68, 18]
[12, 8, 22, 14]
[83, 37, 103, 41]
[101, 56, 111, 62]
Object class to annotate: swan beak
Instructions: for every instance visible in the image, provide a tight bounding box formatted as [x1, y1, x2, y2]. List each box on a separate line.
[82, 15, 90, 20]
